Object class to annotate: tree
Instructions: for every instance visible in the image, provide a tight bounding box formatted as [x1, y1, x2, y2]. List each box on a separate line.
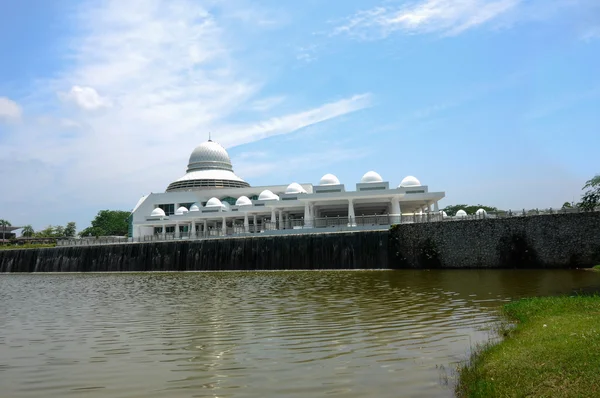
[79, 210, 130, 237]
[53, 225, 65, 237]
[64, 222, 76, 238]
[562, 202, 573, 209]
[579, 175, 600, 211]
[21, 225, 34, 237]
[442, 204, 499, 217]
[0, 219, 11, 244]
[36, 225, 56, 238]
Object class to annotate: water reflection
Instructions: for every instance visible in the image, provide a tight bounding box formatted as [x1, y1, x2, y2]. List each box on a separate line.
[1, 270, 599, 398]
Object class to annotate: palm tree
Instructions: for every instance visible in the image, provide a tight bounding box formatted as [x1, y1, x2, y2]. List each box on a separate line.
[0, 219, 11, 245]
[21, 225, 34, 238]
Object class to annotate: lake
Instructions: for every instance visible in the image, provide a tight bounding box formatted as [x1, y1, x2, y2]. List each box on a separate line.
[1, 270, 600, 397]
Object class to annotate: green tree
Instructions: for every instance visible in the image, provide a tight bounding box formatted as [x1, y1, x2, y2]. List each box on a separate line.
[562, 202, 573, 209]
[64, 222, 77, 238]
[53, 225, 65, 237]
[442, 204, 499, 216]
[0, 219, 11, 244]
[36, 225, 55, 238]
[21, 225, 35, 237]
[79, 210, 130, 237]
[579, 175, 600, 211]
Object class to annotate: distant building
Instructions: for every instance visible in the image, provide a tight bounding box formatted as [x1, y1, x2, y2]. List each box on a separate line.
[130, 140, 445, 239]
[0, 226, 22, 242]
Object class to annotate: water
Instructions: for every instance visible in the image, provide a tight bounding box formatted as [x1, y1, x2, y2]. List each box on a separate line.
[1, 270, 599, 398]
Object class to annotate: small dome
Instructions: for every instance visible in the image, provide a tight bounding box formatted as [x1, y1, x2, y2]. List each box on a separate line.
[476, 208, 487, 216]
[258, 189, 279, 201]
[455, 209, 468, 218]
[319, 173, 340, 186]
[235, 196, 252, 206]
[361, 171, 383, 183]
[189, 202, 201, 212]
[221, 202, 231, 211]
[205, 197, 223, 208]
[399, 176, 421, 188]
[150, 207, 166, 217]
[285, 182, 306, 194]
[440, 211, 448, 218]
[175, 206, 189, 215]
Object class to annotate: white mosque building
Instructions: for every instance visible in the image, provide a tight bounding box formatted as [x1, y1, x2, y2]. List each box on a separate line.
[129, 140, 446, 239]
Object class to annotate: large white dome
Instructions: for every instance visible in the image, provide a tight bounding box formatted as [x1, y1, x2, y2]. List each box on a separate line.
[166, 139, 250, 192]
[187, 140, 232, 172]
[361, 171, 383, 183]
[319, 174, 340, 186]
[285, 182, 307, 194]
[399, 176, 421, 187]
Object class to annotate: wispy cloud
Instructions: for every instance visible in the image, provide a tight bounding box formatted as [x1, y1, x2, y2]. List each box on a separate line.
[333, 0, 521, 39]
[1, 0, 370, 228]
[0, 97, 22, 121]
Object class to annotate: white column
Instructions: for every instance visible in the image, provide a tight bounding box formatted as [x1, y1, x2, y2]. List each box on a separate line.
[348, 199, 356, 226]
[175, 222, 180, 238]
[278, 209, 283, 230]
[191, 220, 196, 238]
[244, 213, 249, 233]
[304, 202, 313, 228]
[434, 201, 439, 212]
[271, 208, 276, 230]
[203, 220, 207, 238]
[253, 214, 257, 233]
[391, 197, 401, 225]
[222, 217, 227, 235]
[162, 224, 167, 239]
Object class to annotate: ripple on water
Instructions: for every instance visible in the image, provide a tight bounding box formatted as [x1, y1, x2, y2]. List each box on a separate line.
[1, 269, 600, 398]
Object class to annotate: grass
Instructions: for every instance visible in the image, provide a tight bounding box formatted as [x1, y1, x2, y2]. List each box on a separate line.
[592, 265, 600, 271]
[457, 295, 600, 398]
[0, 243, 56, 250]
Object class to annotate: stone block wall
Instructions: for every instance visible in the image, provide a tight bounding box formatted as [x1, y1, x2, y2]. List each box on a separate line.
[389, 212, 600, 268]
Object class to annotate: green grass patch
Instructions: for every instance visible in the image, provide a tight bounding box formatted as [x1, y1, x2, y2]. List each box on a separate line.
[0, 243, 56, 250]
[457, 295, 600, 398]
[592, 265, 600, 271]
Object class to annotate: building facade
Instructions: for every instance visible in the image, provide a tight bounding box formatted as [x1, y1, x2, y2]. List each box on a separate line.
[130, 140, 445, 239]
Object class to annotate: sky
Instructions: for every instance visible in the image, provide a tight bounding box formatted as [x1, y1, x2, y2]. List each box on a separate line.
[0, 0, 599, 231]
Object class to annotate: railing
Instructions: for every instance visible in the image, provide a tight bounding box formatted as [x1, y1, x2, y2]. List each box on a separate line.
[56, 207, 598, 247]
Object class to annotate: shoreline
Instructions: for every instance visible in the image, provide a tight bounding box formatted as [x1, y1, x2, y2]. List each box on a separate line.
[456, 295, 600, 397]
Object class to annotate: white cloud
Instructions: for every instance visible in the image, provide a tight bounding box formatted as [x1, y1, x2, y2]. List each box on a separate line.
[220, 94, 371, 147]
[1, 0, 370, 229]
[59, 86, 111, 110]
[0, 97, 22, 121]
[248, 96, 286, 112]
[333, 0, 520, 38]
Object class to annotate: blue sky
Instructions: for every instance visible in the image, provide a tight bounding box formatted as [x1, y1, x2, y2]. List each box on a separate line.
[0, 0, 599, 231]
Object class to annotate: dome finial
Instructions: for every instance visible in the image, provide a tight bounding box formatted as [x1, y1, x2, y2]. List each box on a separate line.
[208, 131, 212, 142]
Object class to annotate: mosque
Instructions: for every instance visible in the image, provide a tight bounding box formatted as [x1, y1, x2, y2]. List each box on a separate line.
[129, 140, 446, 239]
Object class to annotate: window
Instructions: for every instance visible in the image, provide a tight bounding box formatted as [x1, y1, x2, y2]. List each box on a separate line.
[180, 202, 194, 209]
[221, 196, 237, 206]
[158, 204, 175, 215]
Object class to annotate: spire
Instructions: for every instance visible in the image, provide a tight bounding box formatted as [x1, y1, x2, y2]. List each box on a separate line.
[208, 131, 212, 142]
